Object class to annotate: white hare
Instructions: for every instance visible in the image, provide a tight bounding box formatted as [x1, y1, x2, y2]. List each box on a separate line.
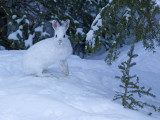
[22, 20, 73, 76]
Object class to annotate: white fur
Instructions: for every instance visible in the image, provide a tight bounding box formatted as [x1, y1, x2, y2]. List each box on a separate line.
[22, 20, 73, 76]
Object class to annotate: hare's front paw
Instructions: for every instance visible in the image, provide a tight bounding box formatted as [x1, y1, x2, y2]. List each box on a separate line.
[59, 60, 69, 76]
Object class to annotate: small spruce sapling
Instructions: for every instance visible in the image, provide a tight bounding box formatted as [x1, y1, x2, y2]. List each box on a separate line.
[113, 45, 156, 112]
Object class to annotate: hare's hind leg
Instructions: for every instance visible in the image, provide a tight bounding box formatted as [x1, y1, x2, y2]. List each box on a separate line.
[34, 69, 59, 78]
[34, 68, 43, 77]
[35, 73, 59, 78]
[59, 60, 69, 76]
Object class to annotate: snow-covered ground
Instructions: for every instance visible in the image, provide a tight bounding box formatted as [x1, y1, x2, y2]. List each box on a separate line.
[0, 42, 159, 120]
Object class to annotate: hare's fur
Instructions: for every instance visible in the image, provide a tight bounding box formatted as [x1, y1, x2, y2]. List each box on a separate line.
[22, 20, 72, 76]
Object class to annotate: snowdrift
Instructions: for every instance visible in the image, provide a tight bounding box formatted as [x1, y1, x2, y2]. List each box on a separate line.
[0, 43, 159, 120]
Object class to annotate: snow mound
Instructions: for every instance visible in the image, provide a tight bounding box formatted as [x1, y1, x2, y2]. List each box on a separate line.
[0, 43, 159, 120]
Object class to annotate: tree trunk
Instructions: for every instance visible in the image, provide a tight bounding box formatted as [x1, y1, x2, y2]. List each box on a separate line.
[0, 7, 8, 44]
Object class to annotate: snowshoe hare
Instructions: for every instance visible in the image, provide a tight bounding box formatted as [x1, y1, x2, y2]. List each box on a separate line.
[22, 20, 73, 76]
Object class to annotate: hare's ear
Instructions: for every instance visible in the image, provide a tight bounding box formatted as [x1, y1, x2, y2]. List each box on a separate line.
[62, 19, 70, 31]
[52, 20, 60, 30]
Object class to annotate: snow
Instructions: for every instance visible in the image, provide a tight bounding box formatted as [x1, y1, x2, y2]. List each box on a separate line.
[123, 8, 131, 22]
[86, 5, 104, 48]
[42, 32, 50, 36]
[25, 19, 30, 24]
[25, 34, 35, 47]
[8, 25, 23, 40]
[0, 42, 159, 120]
[86, 13, 103, 48]
[16, 15, 26, 24]
[86, 30, 95, 47]
[34, 25, 50, 36]
[35, 26, 43, 32]
[24, 25, 50, 47]
[76, 28, 85, 35]
[0, 46, 5, 50]
[86, 30, 94, 41]
[91, 15, 102, 31]
[12, 15, 17, 19]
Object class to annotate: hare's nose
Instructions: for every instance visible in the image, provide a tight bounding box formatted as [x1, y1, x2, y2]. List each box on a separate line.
[58, 40, 62, 44]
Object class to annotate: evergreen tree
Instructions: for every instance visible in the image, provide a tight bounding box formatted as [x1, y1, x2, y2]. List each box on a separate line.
[0, 0, 108, 56]
[113, 45, 156, 112]
[86, 0, 160, 64]
[0, 0, 50, 49]
[41, 0, 108, 56]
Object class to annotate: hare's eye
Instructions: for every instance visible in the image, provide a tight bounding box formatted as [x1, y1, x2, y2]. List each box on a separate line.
[63, 35, 65, 38]
[56, 35, 57, 37]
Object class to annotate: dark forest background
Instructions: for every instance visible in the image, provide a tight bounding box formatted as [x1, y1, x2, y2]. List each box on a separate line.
[0, 0, 160, 63]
